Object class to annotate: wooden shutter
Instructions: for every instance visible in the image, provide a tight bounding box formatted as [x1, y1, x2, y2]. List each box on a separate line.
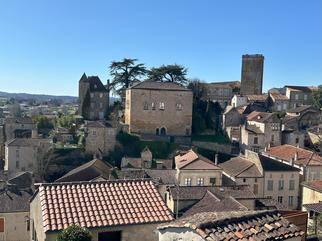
[0, 218, 4, 232]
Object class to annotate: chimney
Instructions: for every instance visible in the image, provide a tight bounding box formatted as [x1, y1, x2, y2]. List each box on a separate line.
[214, 154, 219, 165]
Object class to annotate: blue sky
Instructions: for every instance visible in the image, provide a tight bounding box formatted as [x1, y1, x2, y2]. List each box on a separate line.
[0, 0, 321, 96]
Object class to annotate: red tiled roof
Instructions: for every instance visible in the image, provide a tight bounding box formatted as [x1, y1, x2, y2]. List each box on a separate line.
[302, 180, 322, 193]
[174, 150, 221, 170]
[159, 210, 305, 240]
[35, 180, 173, 232]
[264, 144, 322, 167]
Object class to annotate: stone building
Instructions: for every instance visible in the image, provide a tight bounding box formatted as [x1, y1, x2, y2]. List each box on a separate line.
[4, 117, 34, 140]
[78, 73, 109, 120]
[240, 54, 264, 95]
[220, 150, 300, 210]
[4, 137, 52, 178]
[174, 150, 222, 186]
[124, 81, 193, 136]
[201, 81, 240, 108]
[283, 85, 316, 109]
[30, 180, 173, 241]
[0, 172, 34, 241]
[267, 93, 290, 112]
[240, 111, 281, 153]
[84, 121, 118, 156]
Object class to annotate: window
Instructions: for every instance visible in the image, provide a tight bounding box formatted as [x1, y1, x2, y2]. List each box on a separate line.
[0, 218, 4, 232]
[176, 103, 182, 111]
[16, 149, 20, 159]
[278, 196, 283, 203]
[94, 84, 97, 89]
[289, 180, 295, 190]
[304, 94, 307, 100]
[16, 161, 20, 168]
[271, 135, 274, 142]
[267, 180, 273, 191]
[209, 178, 216, 186]
[255, 178, 258, 183]
[143, 102, 148, 110]
[278, 180, 284, 190]
[159, 102, 165, 110]
[92, 130, 96, 136]
[90, 93, 94, 98]
[197, 178, 204, 186]
[295, 94, 299, 100]
[151, 102, 155, 110]
[184, 178, 192, 186]
[100, 93, 103, 98]
[288, 196, 294, 206]
[295, 137, 299, 144]
[243, 178, 246, 183]
[98, 231, 122, 241]
[91, 102, 94, 108]
[254, 136, 258, 145]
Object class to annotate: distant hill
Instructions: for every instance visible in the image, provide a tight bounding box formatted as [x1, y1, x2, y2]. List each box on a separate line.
[0, 91, 119, 104]
[0, 91, 78, 103]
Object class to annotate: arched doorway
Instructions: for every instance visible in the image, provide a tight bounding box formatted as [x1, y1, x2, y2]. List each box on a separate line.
[160, 127, 166, 136]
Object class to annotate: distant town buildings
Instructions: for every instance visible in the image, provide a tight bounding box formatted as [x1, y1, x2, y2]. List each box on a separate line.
[78, 73, 109, 120]
[124, 81, 193, 136]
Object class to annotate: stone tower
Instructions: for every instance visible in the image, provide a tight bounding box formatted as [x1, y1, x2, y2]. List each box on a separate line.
[240, 54, 264, 95]
[78, 73, 90, 117]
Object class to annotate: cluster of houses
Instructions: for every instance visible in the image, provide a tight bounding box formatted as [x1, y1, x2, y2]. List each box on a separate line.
[0, 54, 321, 241]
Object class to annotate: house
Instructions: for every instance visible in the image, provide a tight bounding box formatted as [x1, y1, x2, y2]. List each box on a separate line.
[78, 73, 109, 120]
[0, 172, 34, 241]
[4, 138, 52, 178]
[284, 85, 317, 109]
[201, 81, 240, 108]
[219, 156, 263, 197]
[231, 94, 247, 107]
[286, 105, 321, 130]
[267, 93, 289, 112]
[124, 80, 193, 136]
[222, 105, 245, 141]
[4, 117, 34, 140]
[281, 115, 305, 148]
[240, 111, 281, 153]
[30, 179, 174, 241]
[164, 185, 256, 216]
[301, 180, 322, 231]
[174, 149, 222, 186]
[220, 150, 300, 210]
[158, 210, 305, 241]
[121, 147, 173, 169]
[55, 158, 113, 182]
[85, 121, 118, 155]
[263, 144, 322, 181]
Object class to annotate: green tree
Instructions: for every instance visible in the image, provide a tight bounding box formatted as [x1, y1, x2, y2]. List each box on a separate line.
[188, 79, 206, 101]
[308, 213, 322, 236]
[33, 115, 54, 130]
[109, 58, 147, 97]
[312, 85, 322, 109]
[57, 225, 91, 241]
[148, 64, 188, 86]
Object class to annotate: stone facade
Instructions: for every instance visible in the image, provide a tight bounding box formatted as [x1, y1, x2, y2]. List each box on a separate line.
[78, 73, 109, 120]
[4, 138, 52, 178]
[125, 81, 193, 136]
[240, 54, 264, 95]
[85, 121, 118, 155]
[0, 211, 30, 241]
[240, 112, 282, 153]
[202, 81, 240, 108]
[284, 86, 315, 109]
[4, 117, 34, 141]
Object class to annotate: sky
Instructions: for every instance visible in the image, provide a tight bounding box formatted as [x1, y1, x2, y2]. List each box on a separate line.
[0, 0, 321, 96]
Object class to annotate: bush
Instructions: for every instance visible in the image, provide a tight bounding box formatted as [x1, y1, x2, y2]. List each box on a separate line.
[57, 225, 91, 241]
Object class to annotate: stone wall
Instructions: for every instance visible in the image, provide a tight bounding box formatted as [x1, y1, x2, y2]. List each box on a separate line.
[192, 141, 232, 154]
[125, 88, 193, 136]
[0, 211, 30, 241]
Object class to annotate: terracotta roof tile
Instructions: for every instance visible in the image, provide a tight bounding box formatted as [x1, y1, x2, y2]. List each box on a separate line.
[302, 180, 322, 193]
[35, 179, 173, 232]
[264, 144, 322, 167]
[159, 210, 304, 241]
[303, 202, 322, 213]
[175, 150, 221, 170]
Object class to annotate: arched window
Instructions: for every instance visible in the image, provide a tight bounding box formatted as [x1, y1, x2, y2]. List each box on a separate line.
[160, 127, 166, 136]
